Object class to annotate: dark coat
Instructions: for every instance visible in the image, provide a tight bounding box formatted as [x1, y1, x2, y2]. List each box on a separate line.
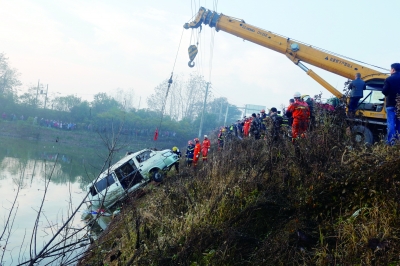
[186, 144, 195, 160]
[382, 72, 400, 107]
[349, 78, 366, 98]
[250, 117, 261, 133]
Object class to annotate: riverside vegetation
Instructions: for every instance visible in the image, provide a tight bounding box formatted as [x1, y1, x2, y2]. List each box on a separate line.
[77, 107, 400, 266]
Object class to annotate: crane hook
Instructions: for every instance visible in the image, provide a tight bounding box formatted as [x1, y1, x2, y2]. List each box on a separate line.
[187, 45, 198, 68]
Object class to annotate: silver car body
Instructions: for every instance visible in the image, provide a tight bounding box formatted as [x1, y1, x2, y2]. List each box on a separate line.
[87, 149, 178, 208]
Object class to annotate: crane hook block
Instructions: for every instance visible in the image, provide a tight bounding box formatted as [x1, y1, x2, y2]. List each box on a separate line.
[188, 45, 198, 68]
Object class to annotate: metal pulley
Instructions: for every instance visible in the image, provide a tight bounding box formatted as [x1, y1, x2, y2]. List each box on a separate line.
[188, 45, 198, 68]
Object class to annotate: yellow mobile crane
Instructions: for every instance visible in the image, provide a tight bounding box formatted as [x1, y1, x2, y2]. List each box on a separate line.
[183, 7, 389, 143]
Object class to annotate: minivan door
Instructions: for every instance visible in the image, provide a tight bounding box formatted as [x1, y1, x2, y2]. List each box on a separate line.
[114, 159, 144, 190]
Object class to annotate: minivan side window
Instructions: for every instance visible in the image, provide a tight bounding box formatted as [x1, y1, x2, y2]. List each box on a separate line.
[136, 150, 152, 163]
[94, 174, 115, 194]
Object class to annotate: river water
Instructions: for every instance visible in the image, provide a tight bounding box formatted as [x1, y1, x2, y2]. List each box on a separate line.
[0, 137, 106, 265]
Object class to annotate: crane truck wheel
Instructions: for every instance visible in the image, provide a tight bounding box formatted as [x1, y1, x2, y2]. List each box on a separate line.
[351, 125, 373, 145]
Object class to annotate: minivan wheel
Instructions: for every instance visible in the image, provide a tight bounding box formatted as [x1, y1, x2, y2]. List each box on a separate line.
[150, 169, 164, 182]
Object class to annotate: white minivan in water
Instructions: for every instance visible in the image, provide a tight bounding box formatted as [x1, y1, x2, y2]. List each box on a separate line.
[87, 148, 179, 208]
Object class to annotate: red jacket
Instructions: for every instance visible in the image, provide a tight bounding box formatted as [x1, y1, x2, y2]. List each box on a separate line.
[286, 100, 310, 120]
[194, 143, 201, 158]
[244, 119, 251, 130]
[202, 139, 210, 150]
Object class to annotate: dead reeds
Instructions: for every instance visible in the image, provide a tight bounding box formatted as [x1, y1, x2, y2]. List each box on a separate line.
[79, 107, 400, 266]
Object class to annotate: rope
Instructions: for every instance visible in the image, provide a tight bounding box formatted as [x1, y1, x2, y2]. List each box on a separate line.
[154, 28, 185, 147]
[172, 28, 185, 73]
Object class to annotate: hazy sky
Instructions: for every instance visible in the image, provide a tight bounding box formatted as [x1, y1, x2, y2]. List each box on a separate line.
[1, 0, 398, 111]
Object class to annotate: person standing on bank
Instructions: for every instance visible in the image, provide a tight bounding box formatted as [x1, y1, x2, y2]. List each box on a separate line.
[185, 141, 195, 167]
[382, 63, 400, 145]
[250, 113, 261, 140]
[171, 146, 181, 173]
[348, 73, 366, 113]
[286, 92, 310, 142]
[193, 138, 201, 167]
[201, 135, 211, 162]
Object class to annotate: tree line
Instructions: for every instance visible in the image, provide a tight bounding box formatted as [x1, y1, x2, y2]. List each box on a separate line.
[0, 53, 241, 146]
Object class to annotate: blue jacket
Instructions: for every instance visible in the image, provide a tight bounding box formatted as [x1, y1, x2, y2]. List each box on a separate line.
[382, 72, 400, 107]
[349, 78, 366, 98]
[186, 144, 195, 160]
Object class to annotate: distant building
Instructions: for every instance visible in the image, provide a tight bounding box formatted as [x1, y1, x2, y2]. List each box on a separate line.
[243, 104, 265, 117]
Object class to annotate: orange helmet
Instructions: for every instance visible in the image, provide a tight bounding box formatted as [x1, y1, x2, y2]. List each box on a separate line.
[194, 138, 199, 142]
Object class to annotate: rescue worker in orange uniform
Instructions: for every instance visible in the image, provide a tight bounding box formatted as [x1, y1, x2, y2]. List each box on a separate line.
[193, 138, 201, 166]
[286, 92, 310, 142]
[201, 135, 211, 161]
[243, 118, 251, 137]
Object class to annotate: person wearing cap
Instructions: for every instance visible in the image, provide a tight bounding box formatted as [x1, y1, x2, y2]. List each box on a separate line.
[201, 135, 211, 161]
[348, 73, 366, 113]
[382, 63, 400, 145]
[185, 140, 195, 167]
[286, 92, 310, 142]
[171, 146, 181, 173]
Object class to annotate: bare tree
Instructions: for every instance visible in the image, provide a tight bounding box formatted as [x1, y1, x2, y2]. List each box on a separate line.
[147, 74, 209, 121]
[110, 88, 136, 112]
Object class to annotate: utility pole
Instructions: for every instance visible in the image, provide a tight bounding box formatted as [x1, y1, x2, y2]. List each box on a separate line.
[138, 96, 141, 110]
[43, 84, 48, 109]
[198, 82, 210, 138]
[224, 104, 229, 127]
[218, 101, 223, 122]
[35, 80, 40, 107]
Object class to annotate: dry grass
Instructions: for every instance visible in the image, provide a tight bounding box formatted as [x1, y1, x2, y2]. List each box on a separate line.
[78, 108, 400, 266]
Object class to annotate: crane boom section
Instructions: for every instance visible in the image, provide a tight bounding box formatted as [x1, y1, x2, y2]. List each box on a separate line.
[184, 7, 385, 81]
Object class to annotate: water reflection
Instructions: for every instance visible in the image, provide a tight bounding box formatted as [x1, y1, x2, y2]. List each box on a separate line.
[0, 138, 108, 265]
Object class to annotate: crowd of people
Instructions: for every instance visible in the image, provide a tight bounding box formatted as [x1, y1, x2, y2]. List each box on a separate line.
[176, 62, 400, 169]
[216, 91, 318, 145]
[170, 92, 319, 171]
[36, 117, 77, 130]
[1, 111, 179, 140]
[171, 135, 211, 171]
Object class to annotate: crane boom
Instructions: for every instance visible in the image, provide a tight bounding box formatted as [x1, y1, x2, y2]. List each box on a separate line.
[183, 7, 391, 144]
[184, 7, 388, 98]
